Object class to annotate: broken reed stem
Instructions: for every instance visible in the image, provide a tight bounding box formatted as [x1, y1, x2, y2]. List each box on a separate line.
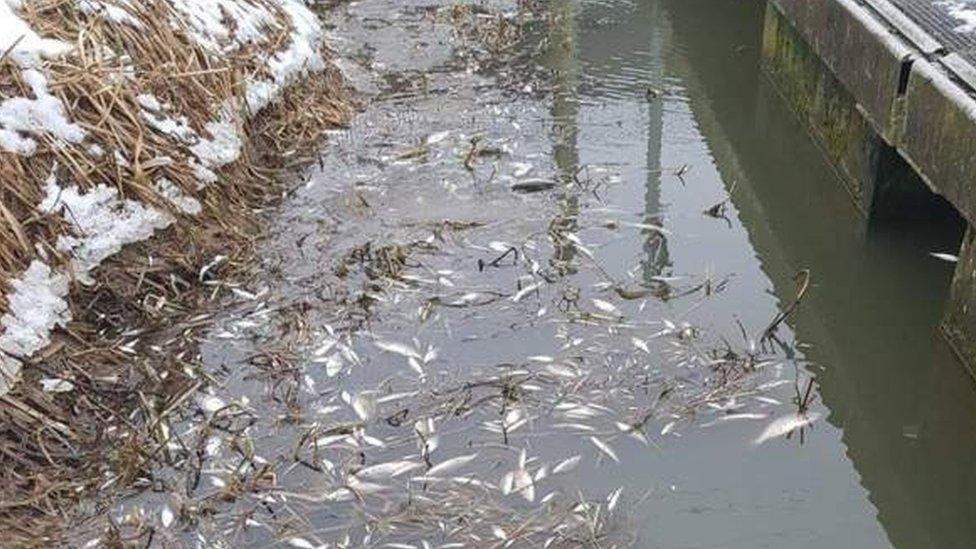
[763, 269, 811, 340]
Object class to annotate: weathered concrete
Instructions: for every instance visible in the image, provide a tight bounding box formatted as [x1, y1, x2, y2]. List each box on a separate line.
[761, 2, 886, 212]
[768, 0, 912, 141]
[946, 227, 976, 376]
[901, 59, 976, 224]
[762, 0, 976, 374]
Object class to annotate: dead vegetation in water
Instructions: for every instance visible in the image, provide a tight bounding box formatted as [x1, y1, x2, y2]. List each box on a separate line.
[446, 3, 527, 55]
[69, 254, 815, 548]
[0, 0, 353, 541]
[67, 154, 823, 546]
[437, 0, 578, 100]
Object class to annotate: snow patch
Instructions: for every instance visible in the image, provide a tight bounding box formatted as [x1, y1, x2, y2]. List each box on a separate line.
[40, 176, 174, 283]
[75, 0, 143, 27]
[940, 1, 976, 33]
[0, 69, 87, 155]
[0, 0, 74, 65]
[140, 101, 199, 143]
[170, 0, 280, 53]
[0, 261, 71, 397]
[190, 118, 244, 169]
[0, 3, 85, 155]
[154, 178, 203, 215]
[134, 2, 325, 179]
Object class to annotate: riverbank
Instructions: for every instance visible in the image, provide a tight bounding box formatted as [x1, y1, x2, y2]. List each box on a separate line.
[0, 0, 350, 540]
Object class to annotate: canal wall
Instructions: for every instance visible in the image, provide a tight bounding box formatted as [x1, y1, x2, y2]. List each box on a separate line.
[761, 0, 976, 375]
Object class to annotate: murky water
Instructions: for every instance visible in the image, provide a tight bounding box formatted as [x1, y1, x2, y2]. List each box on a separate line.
[95, 1, 976, 547]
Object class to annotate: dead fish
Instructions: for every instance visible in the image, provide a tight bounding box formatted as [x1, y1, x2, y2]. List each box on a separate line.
[501, 468, 535, 502]
[510, 179, 557, 193]
[632, 337, 650, 354]
[425, 454, 478, 477]
[374, 339, 422, 360]
[754, 412, 821, 445]
[552, 455, 581, 474]
[395, 145, 428, 161]
[426, 130, 450, 145]
[512, 282, 543, 302]
[591, 298, 621, 316]
[356, 460, 421, 480]
[930, 252, 959, 263]
[613, 285, 653, 300]
[589, 436, 620, 463]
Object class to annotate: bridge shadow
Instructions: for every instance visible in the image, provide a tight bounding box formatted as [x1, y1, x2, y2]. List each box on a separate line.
[662, 0, 976, 546]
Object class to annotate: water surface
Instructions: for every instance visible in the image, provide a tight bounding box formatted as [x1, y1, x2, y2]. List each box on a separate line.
[101, 1, 976, 547]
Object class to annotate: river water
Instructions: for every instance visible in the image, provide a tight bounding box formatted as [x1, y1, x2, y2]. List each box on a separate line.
[96, 1, 976, 547]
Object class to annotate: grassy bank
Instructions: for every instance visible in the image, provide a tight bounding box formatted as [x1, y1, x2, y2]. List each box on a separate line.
[0, 0, 350, 540]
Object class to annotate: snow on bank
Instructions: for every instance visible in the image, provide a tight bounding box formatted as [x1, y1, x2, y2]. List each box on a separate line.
[0, 0, 328, 396]
[940, 1, 976, 33]
[39, 177, 176, 284]
[0, 0, 85, 156]
[0, 263, 70, 396]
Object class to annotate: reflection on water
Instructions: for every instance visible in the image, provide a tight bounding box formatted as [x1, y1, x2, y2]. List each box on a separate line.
[546, 0, 582, 271]
[563, 0, 976, 546]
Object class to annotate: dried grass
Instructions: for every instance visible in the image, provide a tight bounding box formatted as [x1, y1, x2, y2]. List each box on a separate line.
[0, 0, 352, 541]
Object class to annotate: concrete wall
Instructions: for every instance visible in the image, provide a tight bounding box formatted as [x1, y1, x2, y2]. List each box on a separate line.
[946, 227, 976, 373]
[902, 60, 976, 224]
[762, 1, 886, 213]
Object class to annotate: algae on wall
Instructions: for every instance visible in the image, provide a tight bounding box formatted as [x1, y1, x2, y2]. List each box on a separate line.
[761, 2, 881, 214]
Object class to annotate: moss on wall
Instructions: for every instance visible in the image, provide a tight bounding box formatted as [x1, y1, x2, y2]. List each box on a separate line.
[761, 2, 881, 213]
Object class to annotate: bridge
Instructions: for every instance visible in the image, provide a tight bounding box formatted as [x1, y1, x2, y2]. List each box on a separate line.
[763, 0, 976, 375]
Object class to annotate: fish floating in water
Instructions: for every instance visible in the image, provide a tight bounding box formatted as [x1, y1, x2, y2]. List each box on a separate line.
[930, 252, 959, 263]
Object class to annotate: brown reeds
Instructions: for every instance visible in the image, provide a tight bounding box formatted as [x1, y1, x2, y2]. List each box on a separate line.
[0, 0, 351, 541]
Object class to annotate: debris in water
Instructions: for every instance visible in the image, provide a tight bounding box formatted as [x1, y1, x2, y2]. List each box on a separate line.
[754, 412, 822, 445]
[511, 179, 558, 193]
[930, 252, 960, 263]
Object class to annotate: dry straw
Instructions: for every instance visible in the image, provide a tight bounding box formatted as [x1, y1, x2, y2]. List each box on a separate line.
[0, 0, 351, 540]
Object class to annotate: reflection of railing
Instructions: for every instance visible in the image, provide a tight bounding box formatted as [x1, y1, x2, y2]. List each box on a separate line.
[545, 0, 581, 272]
[545, 0, 672, 279]
[642, 26, 671, 282]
